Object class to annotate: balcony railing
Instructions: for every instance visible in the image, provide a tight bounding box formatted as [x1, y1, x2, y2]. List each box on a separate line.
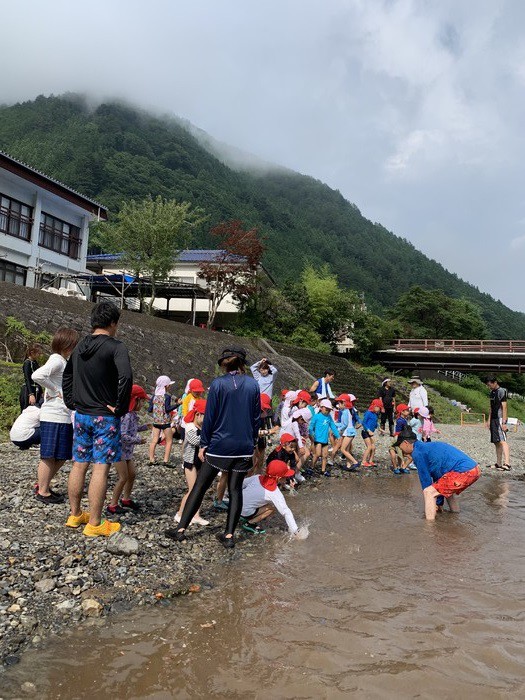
[0, 205, 32, 241]
[39, 223, 81, 260]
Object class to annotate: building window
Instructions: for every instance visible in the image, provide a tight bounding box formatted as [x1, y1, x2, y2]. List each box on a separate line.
[0, 193, 33, 241]
[0, 259, 27, 285]
[39, 213, 81, 259]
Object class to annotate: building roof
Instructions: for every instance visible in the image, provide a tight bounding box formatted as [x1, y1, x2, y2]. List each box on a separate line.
[0, 150, 108, 219]
[87, 250, 238, 264]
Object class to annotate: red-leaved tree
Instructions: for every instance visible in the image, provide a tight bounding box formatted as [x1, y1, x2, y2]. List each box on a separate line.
[198, 220, 265, 328]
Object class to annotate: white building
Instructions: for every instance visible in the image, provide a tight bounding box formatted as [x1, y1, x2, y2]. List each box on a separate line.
[86, 250, 274, 327]
[0, 151, 107, 288]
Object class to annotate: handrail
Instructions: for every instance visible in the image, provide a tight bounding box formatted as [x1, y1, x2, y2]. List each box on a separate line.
[389, 339, 525, 353]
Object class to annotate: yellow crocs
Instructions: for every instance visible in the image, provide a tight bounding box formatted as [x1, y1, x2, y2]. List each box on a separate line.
[65, 511, 90, 528]
[83, 520, 121, 537]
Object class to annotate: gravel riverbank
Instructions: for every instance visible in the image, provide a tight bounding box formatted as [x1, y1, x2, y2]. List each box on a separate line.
[1, 425, 524, 669]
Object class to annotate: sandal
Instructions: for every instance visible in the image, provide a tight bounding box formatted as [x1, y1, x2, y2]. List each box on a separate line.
[487, 464, 500, 469]
[242, 523, 266, 534]
[496, 464, 511, 471]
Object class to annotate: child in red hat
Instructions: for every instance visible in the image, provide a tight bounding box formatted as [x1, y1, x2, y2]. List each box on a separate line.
[181, 378, 205, 419]
[389, 403, 411, 474]
[175, 398, 209, 527]
[266, 432, 299, 480]
[361, 399, 385, 467]
[107, 384, 150, 515]
[240, 460, 301, 536]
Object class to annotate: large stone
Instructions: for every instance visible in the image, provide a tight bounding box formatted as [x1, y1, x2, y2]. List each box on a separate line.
[56, 600, 76, 612]
[106, 532, 140, 556]
[81, 598, 103, 617]
[34, 578, 56, 593]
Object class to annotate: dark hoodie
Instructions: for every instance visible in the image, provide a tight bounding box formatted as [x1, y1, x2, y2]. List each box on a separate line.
[63, 334, 133, 417]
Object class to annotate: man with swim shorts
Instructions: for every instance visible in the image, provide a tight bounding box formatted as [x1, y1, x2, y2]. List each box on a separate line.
[486, 376, 510, 471]
[395, 428, 481, 520]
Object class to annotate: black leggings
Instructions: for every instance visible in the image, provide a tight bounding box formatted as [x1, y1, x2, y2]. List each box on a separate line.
[178, 461, 247, 535]
[380, 405, 394, 434]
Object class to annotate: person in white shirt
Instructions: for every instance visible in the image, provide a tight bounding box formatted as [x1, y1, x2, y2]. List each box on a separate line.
[250, 358, 278, 398]
[408, 377, 428, 412]
[240, 459, 300, 535]
[10, 406, 41, 450]
[31, 328, 79, 504]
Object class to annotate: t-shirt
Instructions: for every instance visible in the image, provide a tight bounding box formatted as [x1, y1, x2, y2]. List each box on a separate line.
[10, 406, 40, 442]
[32, 353, 71, 424]
[412, 441, 478, 490]
[489, 387, 507, 421]
[394, 416, 407, 435]
[241, 475, 298, 533]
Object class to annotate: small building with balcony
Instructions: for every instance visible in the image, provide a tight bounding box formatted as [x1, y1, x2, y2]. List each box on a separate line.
[0, 151, 107, 288]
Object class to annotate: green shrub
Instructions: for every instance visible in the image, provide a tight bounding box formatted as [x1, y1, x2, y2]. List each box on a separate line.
[0, 364, 21, 440]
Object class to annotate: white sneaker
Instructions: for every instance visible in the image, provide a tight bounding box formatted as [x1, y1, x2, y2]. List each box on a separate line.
[192, 515, 209, 526]
[295, 473, 305, 483]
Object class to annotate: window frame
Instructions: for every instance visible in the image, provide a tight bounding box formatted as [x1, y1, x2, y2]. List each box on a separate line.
[0, 192, 33, 241]
[38, 212, 82, 260]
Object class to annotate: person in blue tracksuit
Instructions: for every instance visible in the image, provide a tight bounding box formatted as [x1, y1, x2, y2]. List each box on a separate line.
[166, 346, 260, 548]
[335, 393, 361, 472]
[309, 399, 340, 477]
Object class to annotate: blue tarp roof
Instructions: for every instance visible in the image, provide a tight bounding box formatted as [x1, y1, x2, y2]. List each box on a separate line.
[87, 250, 228, 264]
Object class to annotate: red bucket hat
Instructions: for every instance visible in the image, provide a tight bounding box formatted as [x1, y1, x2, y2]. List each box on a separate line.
[260, 393, 272, 411]
[292, 390, 312, 405]
[259, 459, 295, 491]
[280, 432, 297, 445]
[184, 398, 207, 423]
[396, 403, 409, 414]
[129, 384, 149, 412]
[369, 398, 384, 411]
[189, 378, 205, 393]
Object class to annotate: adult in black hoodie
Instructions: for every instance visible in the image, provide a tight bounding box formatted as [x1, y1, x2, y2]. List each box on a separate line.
[63, 302, 133, 537]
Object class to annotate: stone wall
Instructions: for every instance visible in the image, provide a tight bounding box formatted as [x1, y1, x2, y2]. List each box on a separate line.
[0, 282, 311, 395]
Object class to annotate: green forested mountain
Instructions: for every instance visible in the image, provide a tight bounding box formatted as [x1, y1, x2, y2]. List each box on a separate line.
[1, 93, 524, 338]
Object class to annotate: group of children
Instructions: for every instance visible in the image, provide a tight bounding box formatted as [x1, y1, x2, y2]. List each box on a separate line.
[10, 348, 479, 534]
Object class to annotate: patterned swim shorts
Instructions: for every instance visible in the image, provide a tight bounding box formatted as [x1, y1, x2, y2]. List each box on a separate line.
[73, 413, 122, 464]
[434, 465, 481, 498]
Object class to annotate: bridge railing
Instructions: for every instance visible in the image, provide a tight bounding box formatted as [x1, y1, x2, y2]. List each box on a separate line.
[390, 339, 525, 353]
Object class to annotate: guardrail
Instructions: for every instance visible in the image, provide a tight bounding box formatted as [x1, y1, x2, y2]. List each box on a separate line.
[390, 339, 525, 353]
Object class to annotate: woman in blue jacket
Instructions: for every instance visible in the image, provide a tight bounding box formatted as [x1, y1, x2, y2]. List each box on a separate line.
[166, 346, 260, 548]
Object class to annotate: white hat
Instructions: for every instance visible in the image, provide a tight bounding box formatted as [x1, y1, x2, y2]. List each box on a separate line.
[293, 407, 312, 422]
[349, 394, 357, 402]
[418, 406, 430, 418]
[320, 399, 333, 410]
[409, 377, 422, 385]
[284, 390, 298, 402]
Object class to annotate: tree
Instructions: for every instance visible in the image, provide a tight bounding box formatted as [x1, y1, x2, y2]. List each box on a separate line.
[96, 195, 203, 312]
[390, 286, 488, 339]
[302, 264, 361, 349]
[198, 220, 265, 328]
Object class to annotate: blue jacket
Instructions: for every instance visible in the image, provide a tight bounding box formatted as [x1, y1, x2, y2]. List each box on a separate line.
[200, 372, 261, 457]
[309, 412, 340, 443]
[412, 441, 478, 490]
[362, 410, 378, 434]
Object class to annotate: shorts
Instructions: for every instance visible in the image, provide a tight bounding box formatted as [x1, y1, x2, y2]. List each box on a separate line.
[314, 442, 328, 448]
[40, 421, 73, 461]
[434, 465, 481, 498]
[153, 423, 171, 430]
[490, 419, 506, 444]
[361, 430, 373, 441]
[390, 442, 403, 459]
[12, 427, 41, 451]
[343, 429, 356, 438]
[73, 413, 121, 464]
[241, 507, 261, 520]
[205, 455, 253, 473]
[183, 459, 201, 471]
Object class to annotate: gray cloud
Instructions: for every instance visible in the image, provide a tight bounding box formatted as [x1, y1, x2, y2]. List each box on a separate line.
[2, 0, 525, 311]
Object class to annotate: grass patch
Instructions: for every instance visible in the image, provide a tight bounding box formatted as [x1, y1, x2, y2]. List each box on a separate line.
[426, 379, 525, 423]
[0, 362, 21, 441]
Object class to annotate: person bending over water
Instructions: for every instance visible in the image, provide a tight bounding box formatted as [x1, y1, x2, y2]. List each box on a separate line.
[395, 428, 481, 521]
[166, 345, 260, 549]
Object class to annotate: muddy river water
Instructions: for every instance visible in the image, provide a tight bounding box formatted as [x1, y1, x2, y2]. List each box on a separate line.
[2, 475, 525, 699]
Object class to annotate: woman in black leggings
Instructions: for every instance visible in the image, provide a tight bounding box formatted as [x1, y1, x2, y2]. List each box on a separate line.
[166, 345, 261, 548]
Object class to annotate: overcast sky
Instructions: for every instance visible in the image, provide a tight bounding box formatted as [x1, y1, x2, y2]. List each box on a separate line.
[3, 0, 525, 311]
